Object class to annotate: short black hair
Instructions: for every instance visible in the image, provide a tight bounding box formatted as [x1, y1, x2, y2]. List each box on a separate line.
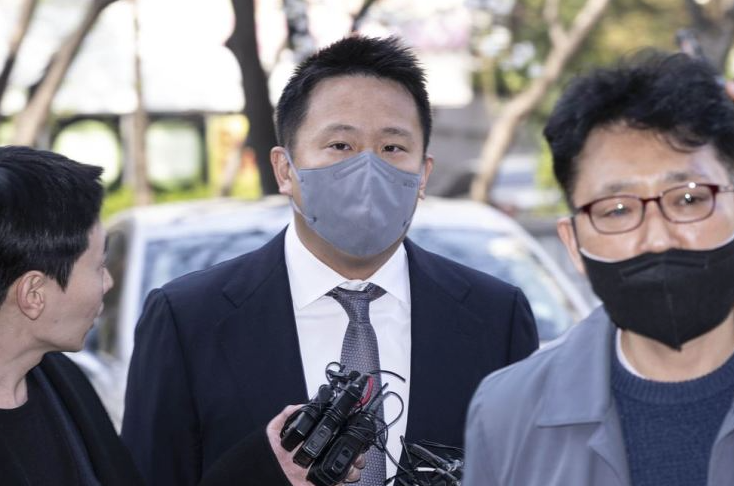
[275, 35, 432, 152]
[0, 146, 104, 305]
[544, 50, 734, 206]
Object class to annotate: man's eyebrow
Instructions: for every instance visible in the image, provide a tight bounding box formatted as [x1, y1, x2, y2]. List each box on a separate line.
[319, 124, 414, 139]
[598, 180, 637, 195]
[322, 123, 358, 134]
[664, 170, 709, 183]
[381, 126, 413, 138]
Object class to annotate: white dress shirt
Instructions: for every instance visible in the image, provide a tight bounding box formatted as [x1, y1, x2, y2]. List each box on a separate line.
[284, 223, 411, 480]
[616, 329, 647, 378]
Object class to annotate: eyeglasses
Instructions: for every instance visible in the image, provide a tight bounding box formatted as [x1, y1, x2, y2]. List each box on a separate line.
[573, 182, 734, 235]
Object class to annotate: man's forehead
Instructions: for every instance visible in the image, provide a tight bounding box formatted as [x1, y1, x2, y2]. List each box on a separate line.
[574, 128, 729, 193]
[594, 170, 711, 194]
[293, 78, 423, 146]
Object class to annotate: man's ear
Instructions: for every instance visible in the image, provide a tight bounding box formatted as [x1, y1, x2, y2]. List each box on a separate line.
[271, 147, 294, 196]
[557, 217, 586, 276]
[418, 154, 434, 200]
[14, 271, 48, 320]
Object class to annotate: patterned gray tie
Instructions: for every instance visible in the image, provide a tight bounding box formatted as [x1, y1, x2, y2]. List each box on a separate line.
[328, 283, 387, 486]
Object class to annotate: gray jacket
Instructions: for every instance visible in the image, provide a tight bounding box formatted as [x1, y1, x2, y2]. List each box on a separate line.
[463, 306, 734, 486]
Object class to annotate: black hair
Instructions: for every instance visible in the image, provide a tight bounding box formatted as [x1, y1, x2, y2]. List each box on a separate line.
[0, 146, 104, 305]
[544, 50, 734, 206]
[275, 35, 432, 152]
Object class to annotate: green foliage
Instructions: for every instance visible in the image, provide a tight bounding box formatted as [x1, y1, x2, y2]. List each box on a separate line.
[101, 183, 261, 221]
[153, 184, 214, 204]
[102, 187, 135, 221]
[0, 121, 13, 144]
[102, 185, 213, 221]
[532, 127, 570, 216]
[536, 134, 557, 191]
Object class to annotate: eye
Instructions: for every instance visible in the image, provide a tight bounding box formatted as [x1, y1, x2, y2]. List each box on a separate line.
[591, 200, 636, 219]
[674, 191, 711, 206]
[602, 204, 632, 218]
[383, 145, 405, 153]
[329, 142, 351, 151]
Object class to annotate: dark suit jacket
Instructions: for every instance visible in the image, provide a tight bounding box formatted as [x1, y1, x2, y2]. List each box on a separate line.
[0, 353, 144, 486]
[122, 230, 538, 486]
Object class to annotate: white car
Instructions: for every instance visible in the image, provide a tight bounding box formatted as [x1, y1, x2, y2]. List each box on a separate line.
[71, 196, 592, 427]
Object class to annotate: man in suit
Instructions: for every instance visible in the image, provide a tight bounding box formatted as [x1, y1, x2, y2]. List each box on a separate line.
[122, 35, 538, 486]
[463, 52, 734, 485]
[0, 146, 143, 486]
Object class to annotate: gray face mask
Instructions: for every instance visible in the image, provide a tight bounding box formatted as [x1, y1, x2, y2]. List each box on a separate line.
[286, 150, 423, 257]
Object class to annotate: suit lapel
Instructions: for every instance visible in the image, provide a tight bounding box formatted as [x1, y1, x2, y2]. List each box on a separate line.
[216, 229, 309, 428]
[403, 240, 484, 447]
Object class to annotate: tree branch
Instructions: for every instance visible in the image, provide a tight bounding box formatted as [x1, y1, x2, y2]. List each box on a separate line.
[684, 0, 713, 30]
[543, 0, 566, 47]
[351, 0, 379, 32]
[470, 0, 612, 202]
[0, 0, 38, 111]
[11, 0, 120, 146]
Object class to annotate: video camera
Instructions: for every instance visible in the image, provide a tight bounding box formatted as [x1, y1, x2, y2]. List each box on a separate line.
[279, 363, 463, 486]
[280, 363, 394, 486]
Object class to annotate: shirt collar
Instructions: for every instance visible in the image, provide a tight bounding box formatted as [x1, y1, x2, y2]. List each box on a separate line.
[284, 222, 411, 310]
[615, 328, 647, 379]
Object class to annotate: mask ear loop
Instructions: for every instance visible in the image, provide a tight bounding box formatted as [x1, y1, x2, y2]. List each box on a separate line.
[572, 215, 626, 263]
[401, 163, 427, 229]
[570, 214, 598, 261]
[284, 151, 317, 224]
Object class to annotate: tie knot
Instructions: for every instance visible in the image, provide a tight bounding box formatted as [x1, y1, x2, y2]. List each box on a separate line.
[328, 283, 386, 323]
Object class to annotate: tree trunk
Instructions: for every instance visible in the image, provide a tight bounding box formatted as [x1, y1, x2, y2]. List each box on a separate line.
[351, 0, 379, 32]
[224, 0, 279, 196]
[469, 0, 612, 203]
[131, 0, 151, 206]
[0, 0, 38, 111]
[684, 0, 734, 70]
[11, 0, 119, 146]
[283, 0, 314, 62]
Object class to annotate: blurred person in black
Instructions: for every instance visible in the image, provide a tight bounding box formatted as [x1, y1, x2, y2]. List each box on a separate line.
[122, 35, 538, 486]
[0, 146, 359, 486]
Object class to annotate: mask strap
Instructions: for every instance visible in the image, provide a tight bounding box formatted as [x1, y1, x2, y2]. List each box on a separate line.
[399, 164, 426, 229]
[284, 151, 316, 224]
[289, 198, 317, 224]
[284, 151, 303, 183]
[580, 228, 734, 263]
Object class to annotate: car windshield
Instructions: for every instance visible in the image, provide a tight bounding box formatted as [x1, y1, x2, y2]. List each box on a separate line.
[141, 229, 276, 301]
[407, 228, 578, 341]
[140, 226, 577, 341]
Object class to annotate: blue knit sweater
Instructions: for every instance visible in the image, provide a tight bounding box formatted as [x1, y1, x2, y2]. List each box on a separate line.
[612, 349, 734, 486]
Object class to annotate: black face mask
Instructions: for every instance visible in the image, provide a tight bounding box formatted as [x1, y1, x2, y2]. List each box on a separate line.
[581, 235, 734, 350]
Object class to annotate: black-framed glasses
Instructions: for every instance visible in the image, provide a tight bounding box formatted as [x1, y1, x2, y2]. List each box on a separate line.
[573, 182, 734, 235]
